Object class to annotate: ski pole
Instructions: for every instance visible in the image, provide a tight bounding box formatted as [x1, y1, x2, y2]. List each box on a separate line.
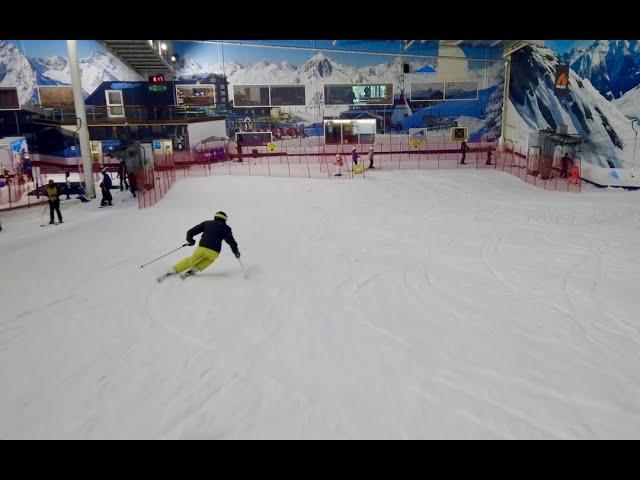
[237, 257, 247, 279]
[139, 243, 189, 269]
[39, 202, 49, 226]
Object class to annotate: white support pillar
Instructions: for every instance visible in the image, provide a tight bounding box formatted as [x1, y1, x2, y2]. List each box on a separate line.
[66, 39, 95, 197]
[500, 58, 511, 147]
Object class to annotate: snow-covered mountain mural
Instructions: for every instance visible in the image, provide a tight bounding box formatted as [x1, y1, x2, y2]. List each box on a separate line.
[507, 44, 638, 168]
[174, 41, 503, 134]
[0, 40, 142, 104]
[613, 84, 640, 120]
[566, 40, 640, 101]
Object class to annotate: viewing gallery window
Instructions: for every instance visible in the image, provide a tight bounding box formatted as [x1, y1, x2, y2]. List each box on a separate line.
[233, 85, 305, 107]
[233, 86, 270, 107]
[324, 84, 393, 105]
[176, 84, 216, 106]
[0, 87, 20, 110]
[235, 131, 273, 146]
[323, 119, 377, 145]
[269, 86, 306, 106]
[37, 86, 74, 107]
[105, 90, 124, 118]
[444, 81, 478, 100]
[410, 82, 445, 101]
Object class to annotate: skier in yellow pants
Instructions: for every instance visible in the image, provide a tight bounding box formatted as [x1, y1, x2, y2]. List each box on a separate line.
[157, 211, 240, 282]
[173, 246, 220, 274]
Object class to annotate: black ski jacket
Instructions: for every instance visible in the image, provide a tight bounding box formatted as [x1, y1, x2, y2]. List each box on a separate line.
[186, 219, 239, 255]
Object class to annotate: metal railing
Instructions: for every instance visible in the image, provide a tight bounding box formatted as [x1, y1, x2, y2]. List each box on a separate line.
[32, 104, 226, 123]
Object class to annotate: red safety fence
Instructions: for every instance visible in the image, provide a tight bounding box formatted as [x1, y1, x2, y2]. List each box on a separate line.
[0, 134, 582, 214]
[136, 133, 582, 209]
[0, 153, 111, 211]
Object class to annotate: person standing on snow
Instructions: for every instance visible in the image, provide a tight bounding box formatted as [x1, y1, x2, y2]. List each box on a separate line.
[128, 171, 137, 198]
[460, 140, 468, 165]
[64, 172, 72, 199]
[157, 211, 241, 282]
[118, 158, 129, 191]
[485, 147, 493, 166]
[333, 154, 345, 176]
[560, 152, 572, 178]
[351, 147, 358, 166]
[100, 168, 113, 206]
[368, 147, 375, 169]
[44, 179, 63, 224]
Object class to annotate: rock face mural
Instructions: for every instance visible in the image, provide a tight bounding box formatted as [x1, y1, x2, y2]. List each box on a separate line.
[0, 40, 142, 104]
[507, 41, 640, 169]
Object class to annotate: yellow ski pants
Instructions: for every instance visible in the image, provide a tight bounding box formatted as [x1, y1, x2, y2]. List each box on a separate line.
[173, 246, 219, 273]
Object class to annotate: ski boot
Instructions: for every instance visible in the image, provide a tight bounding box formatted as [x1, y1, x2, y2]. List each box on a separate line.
[180, 268, 198, 280]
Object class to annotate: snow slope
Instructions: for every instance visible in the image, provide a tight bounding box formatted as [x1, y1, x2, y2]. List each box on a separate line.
[1, 172, 640, 439]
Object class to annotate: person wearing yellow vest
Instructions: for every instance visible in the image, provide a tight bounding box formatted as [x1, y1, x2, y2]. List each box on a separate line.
[44, 179, 63, 224]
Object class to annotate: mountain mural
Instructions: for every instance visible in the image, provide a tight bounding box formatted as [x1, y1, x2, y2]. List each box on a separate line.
[176, 49, 502, 128]
[0, 40, 141, 104]
[177, 51, 430, 112]
[566, 40, 640, 101]
[509, 44, 637, 168]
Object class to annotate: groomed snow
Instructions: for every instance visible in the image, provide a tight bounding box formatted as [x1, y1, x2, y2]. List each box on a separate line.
[1, 170, 640, 439]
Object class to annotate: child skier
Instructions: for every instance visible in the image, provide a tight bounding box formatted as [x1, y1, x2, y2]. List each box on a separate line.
[333, 154, 345, 176]
[157, 211, 241, 282]
[460, 141, 468, 164]
[368, 147, 375, 169]
[486, 147, 493, 166]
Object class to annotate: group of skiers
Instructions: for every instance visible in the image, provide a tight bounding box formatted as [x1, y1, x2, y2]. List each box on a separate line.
[332, 142, 497, 174]
[333, 147, 376, 176]
[460, 141, 494, 166]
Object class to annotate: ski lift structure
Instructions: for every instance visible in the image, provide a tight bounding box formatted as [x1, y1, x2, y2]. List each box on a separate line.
[529, 126, 584, 179]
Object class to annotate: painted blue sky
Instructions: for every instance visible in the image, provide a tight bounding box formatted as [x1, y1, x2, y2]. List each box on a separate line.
[545, 40, 596, 54]
[18, 40, 105, 59]
[174, 41, 437, 69]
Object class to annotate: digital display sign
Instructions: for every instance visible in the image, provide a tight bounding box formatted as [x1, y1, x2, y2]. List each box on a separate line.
[324, 84, 393, 105]
[149, 75, 166, 84]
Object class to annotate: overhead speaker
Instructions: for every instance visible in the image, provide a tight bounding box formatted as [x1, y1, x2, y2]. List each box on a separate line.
[403, 63, 411, 74]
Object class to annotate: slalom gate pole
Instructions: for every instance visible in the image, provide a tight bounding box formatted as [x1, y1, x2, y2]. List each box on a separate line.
[139, 243, 189, 269]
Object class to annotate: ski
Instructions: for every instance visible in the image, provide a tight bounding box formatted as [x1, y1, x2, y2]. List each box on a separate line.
[157, 272, 176, 283]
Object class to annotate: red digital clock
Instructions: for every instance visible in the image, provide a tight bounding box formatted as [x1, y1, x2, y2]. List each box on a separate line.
[149, 75, 166, 84]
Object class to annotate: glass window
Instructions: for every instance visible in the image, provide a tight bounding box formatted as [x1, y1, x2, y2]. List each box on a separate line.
[0, 87, 20, 110]
[325, 84, 393, 105]
[411, 82, 445, 101]
[270, 86, 305, 106]
[233, 86, 270, 107]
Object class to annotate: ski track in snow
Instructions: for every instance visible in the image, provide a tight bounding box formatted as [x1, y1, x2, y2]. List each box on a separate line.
[2, 170, 640, 438]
